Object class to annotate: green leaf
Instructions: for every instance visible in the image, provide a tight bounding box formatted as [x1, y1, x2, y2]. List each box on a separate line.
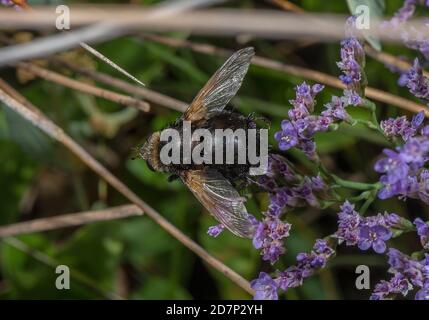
[347, 0, 385, 51]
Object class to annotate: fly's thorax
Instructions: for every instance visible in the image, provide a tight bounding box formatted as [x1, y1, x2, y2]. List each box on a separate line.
[140, 131, 169, 173]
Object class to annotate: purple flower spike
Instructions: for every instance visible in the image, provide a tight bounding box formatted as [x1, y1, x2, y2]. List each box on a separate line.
[335, 201, 397, 253]
[382, 0, 429, 59]
[375, 134, 429, 203]
[370, 273, 412, 300]
[337, 37, 365, 93]
[380, 112, 425, 141]
[372, 249, 429, 300]
[274, 82, 330, 159]
[277, 239, 335, 291]
[251, 272, 279, 300]
[400, 59, 429, 102]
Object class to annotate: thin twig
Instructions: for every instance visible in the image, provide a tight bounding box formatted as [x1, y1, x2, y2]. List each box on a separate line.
[0, 85, 253, 296]
[0, 1, 226, 68]
[269, 0, 429, 93]
[365, 46, 429, 77]
[268, 0, 305, 12]
[16, 62, 150, 112]
[0, 205, 142, 238]
[3, 7, 429, 43]
[51, 58, 188, 112]
[141, 34, 429, 116]
[79, 40, 145, 88]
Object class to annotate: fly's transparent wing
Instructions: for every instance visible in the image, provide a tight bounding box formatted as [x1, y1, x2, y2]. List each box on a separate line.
[183, 47, 254, 122]
[180, 169, 255, 238]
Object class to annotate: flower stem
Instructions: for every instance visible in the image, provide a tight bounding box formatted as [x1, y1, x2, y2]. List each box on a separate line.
[359, 190, 377, 215]
[332, 175, 382, 191]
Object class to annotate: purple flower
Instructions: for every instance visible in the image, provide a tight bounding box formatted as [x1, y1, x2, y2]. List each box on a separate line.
[274, 83, 329, 159]
[292, 176, 326, 207]
[322, 96, 350, 121]
[384, 0, 417, 28]
[357, 225, 392, 253]
[0, 0, 21, 10]
[335, 202, 397, 253]
[337, 37, 365, 93]
[381, 1, 429, 59]
[388, 249, 428, 287]
[289, 82, 324, 114]
[373, 248, 429, 300]
[1, 0, 13, 5]
[275, 81, 357, 159]
[380, 111, 425, 141]
[275, 120, 298, 151]
[335, 201, 362, 246]
[252, 216, 291, 263]
[277, 239, 334, 291]
[207, 224, 224, 237]
[399, 59, 429, 102]
[251, 272, 279, 300]
[343, 89, 362, 106]
[370, 273, 412, 300]
[415, 282, 429, 300]
[375, 136, 429, 202]
[266, 154, 296, 181]
[414, 218, 429, 249]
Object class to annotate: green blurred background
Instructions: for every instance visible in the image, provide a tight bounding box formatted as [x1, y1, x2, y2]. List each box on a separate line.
[0, 0, 427, 299]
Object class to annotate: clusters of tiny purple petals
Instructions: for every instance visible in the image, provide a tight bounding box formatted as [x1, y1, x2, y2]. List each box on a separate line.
[274, 83, 357, 159]
[251, 239, 335, 300]
[337, 16, 366, 99]
[274, 17, 368, 159]
[384, 0, 418, 28]
[274, 82, 329, 159]
[374, 133, 429, 202]
[399, 59, 429, 103]
[335, 201, 399, 253]
[371, 248, 429, 300]
[337, 38, 364, 92]
[252, 216, 291, 263]
[277, 239, 335, 291]
[251, 155, 328, 263]
[370, 272, 412, 300]
[382, 0, 429, 59]
[250, 272, 279, 300]
[414, 218, 429, 249]
[380, 111, 425, 141]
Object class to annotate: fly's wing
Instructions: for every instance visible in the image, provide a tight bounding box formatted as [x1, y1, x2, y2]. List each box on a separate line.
[180, 169, 255, 238]
[182, 47, 254, 122]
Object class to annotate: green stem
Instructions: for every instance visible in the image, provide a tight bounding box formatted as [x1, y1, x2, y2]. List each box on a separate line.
[359, 190, 377, 215]
[332, 175, 382, 191]
[361, 98, 384, 136]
